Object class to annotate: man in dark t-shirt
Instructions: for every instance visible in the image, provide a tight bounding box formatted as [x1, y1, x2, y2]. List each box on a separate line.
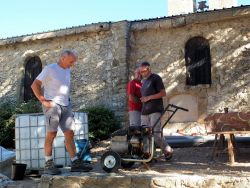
[139, 61, 173, 160]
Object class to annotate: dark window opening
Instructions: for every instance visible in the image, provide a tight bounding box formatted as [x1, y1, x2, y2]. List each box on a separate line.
[24, 56, 42, 102]
[185, 37, 211, 86]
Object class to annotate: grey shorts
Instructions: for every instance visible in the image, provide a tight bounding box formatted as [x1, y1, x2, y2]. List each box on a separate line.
[129, 111, 141, 126]
[43, 103, 74, 132]
[141, 112, 170, 150]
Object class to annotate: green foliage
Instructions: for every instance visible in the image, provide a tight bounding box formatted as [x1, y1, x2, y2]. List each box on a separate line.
[0, 99, 42, 148]
[0, 102, 15, 148]
[15, 99, 42, 114]
[79, 106, 120, 142]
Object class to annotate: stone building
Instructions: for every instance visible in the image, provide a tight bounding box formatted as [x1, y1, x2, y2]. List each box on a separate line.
[209, 0, 238, 10]
[168, 0, 197, 16]
[0, 5, 249, 133]
[168, 0, 238, 16]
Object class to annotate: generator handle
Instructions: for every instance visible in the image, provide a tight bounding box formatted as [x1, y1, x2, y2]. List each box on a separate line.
[160, 104, 189, 130]
[151, 104, 189, 130]
[169, 104, 189, 112]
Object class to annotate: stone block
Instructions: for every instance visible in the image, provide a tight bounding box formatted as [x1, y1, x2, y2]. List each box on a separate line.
[171, 16, 186, 28]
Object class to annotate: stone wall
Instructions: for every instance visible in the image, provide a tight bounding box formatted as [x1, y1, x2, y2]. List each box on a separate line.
[130, 15, 250, 116]
[0, 21, 129, 123]
[0, 6, 249, 130]
[128, 7, 250, 133]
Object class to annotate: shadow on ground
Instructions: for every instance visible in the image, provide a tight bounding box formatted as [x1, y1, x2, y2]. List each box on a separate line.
[91, 140, 250, 177]
[3, 141, 250, 187]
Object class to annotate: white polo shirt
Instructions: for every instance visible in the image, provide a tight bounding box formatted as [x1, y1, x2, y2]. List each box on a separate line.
[36, 63, 70, 106]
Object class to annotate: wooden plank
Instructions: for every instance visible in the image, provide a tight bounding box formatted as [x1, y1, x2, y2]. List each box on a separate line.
[225, 133, 235, 164]
[205, 112, 250, 133]
[211, 134, 226, 160]
[207, 131, 250, 134]
[211, 134, 218, 160]
[205, 111, 250, 163]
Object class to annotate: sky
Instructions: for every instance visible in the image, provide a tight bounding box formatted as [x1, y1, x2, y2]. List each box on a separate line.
[0, 0, 249, 39]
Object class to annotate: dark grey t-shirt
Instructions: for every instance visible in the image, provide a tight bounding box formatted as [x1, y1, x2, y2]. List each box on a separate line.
[141, 73, 165, 115]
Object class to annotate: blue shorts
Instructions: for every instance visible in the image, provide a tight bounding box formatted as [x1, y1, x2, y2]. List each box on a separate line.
[43, 103, 74, 132]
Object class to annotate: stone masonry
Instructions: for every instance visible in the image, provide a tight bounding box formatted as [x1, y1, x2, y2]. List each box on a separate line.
[0, 6, 249, 130]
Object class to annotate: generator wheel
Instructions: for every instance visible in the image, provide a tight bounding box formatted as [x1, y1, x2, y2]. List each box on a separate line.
[101, 150, 121, 173]
[121, 161, 135, 168]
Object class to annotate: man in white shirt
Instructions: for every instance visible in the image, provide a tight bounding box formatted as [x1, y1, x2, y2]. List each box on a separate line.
[31, 49, 92, 175]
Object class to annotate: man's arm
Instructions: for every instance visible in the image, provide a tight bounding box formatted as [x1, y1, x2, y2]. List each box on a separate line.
[31, 79, 45, 103]
[140, 89, 166, 103]
[127, 81, 141, 104]
[129, 94, 141, 103]
[31, 79, 54, 108]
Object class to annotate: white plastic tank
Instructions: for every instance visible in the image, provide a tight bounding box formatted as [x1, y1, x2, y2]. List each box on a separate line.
[15, 112, 88, 170]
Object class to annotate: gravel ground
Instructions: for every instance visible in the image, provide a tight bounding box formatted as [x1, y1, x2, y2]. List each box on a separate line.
[2, 140, 250, 187]
[91, 140, 250, 177]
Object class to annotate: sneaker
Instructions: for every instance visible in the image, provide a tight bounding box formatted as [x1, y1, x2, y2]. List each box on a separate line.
[165, 152, 173, 160]
[164, 147, 174, 161]
[44, 159, 61, 175]
[71, 158, 93, 172]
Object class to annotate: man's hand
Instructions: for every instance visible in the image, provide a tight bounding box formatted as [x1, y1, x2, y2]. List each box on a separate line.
[140, 90, 166, 103]
[129, 94, 141, 104]
[140, 96, 151, 103]
[41, 100, 55, 108]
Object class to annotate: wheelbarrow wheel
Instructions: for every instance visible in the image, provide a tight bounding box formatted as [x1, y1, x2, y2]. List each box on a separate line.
[121, 161, 135, 168]
[101, 150, 121, 173]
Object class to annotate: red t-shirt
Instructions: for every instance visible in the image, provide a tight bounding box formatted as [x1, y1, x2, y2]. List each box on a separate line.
[127, 79, 142, 111]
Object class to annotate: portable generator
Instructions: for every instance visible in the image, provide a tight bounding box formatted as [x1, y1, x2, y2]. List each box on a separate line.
[101, 104, 188, 173]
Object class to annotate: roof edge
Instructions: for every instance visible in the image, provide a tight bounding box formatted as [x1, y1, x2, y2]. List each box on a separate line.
[0, 5, 249, 46]
[0, 22, 111, 46]
[131, 5, 250, 31]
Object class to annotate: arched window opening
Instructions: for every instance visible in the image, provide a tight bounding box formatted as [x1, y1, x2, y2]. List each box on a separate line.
[24, 56, 42, 102]
[185, 37, 211, 86]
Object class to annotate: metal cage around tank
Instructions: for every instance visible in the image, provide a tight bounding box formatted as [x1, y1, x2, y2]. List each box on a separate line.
[15, 112, 88, 170]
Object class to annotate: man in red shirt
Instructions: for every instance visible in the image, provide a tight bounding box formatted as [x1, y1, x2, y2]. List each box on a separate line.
[127, 68, 142, 126]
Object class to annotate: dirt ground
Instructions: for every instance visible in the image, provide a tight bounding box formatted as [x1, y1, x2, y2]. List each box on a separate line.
[3, 140, 250, 187]
[91, 139, 250, 177]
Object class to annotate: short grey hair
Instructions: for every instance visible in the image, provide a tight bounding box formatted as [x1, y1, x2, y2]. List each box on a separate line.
[60, 49, 78, 59]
